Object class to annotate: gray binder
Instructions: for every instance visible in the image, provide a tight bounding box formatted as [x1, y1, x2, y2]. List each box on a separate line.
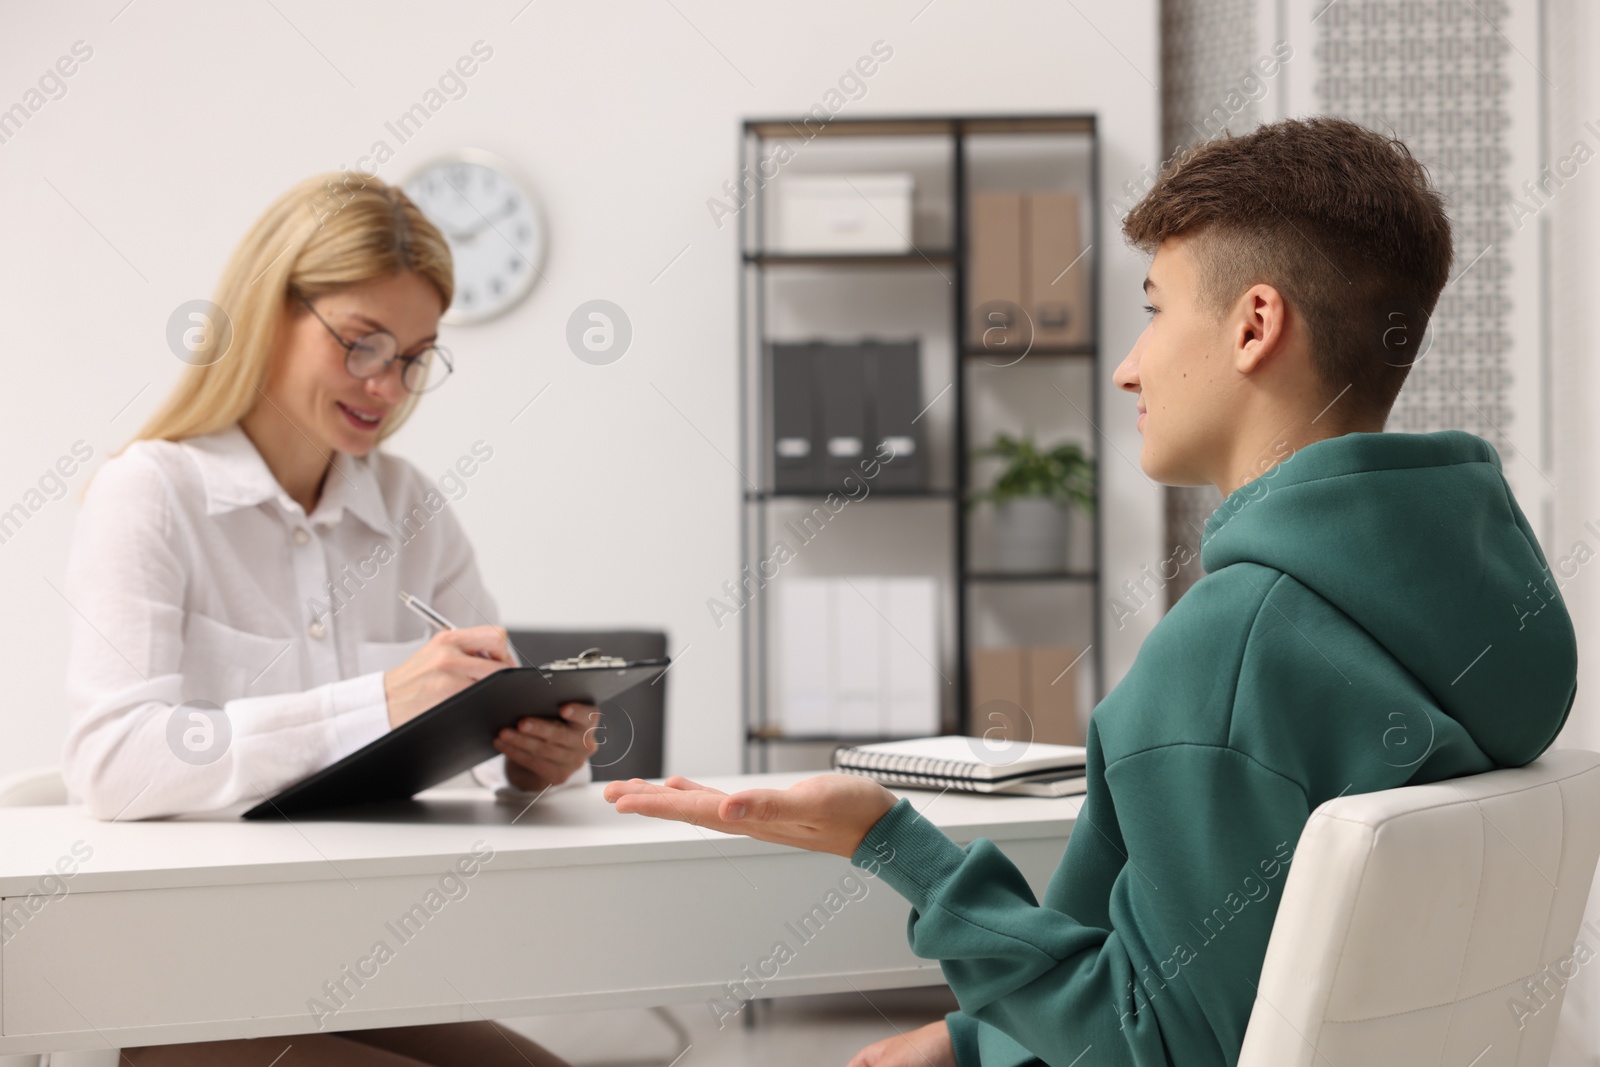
[819, 344, 867, 490]
[770, 339, 927, 495]
[771, 342, 823, 493]
[865, 340, 925, 490]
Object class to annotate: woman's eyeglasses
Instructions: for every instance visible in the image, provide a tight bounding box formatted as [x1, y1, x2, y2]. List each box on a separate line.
[298, 295, 454, 394]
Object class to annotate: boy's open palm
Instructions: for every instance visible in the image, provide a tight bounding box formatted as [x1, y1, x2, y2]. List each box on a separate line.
[847, 1021, 957, 1067]
[602, 773, 898, 859]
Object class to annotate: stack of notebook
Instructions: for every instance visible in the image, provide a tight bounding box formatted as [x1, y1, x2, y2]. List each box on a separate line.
[831, 735, 1088, 797]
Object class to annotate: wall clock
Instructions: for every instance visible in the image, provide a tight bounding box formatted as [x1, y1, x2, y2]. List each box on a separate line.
[403, 149, 547, 325]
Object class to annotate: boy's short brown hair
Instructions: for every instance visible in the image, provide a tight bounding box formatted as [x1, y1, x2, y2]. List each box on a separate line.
[1121, 117, 1454, 428]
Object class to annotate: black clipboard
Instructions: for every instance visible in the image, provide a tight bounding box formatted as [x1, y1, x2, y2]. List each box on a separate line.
[241, 650, 669, 819]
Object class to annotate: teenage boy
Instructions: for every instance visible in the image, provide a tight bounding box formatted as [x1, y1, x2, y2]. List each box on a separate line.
[603, 117, 1578, 1067]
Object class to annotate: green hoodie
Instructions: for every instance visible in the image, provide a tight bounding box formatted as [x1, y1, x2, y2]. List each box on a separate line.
[851, 429, 1578, 1067]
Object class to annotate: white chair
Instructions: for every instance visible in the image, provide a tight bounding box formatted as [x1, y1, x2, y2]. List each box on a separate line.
[1239, 748, 1600, 1067]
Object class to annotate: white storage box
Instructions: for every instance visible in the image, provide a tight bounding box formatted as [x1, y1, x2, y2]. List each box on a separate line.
[770, 173, 914, 254]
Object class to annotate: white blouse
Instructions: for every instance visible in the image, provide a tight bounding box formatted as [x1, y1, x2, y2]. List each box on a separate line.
[61, 423, 589, 821]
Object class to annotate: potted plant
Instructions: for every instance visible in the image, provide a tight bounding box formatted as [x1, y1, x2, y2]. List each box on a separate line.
[968, 432, 1095, 572]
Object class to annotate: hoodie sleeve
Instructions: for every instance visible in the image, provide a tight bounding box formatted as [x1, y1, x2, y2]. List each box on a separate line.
[945, 1009, 982, 1066]
[851, 742, 1310, 1067]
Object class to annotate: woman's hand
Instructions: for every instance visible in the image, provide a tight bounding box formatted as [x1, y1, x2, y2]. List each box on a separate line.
[847, 1021, 956, 1067]
[601, 772, 899, 859]
[382, 626, 515, 729]
[495, 703, 601, 791]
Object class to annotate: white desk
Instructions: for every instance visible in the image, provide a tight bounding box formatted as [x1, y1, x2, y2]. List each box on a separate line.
[0, 774, 1077, 1055]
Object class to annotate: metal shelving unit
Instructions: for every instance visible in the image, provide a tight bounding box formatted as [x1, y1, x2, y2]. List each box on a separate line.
[737, 114, 1105, 772]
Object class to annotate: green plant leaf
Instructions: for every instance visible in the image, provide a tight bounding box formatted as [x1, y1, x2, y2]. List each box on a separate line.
[968, 430, 1096, 513]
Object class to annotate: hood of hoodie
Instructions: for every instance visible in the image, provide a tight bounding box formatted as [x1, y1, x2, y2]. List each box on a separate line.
[1199, 429, 1577, 768]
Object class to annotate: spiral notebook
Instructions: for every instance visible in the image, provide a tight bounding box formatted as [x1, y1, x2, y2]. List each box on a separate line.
[831, 735, 1088, 797]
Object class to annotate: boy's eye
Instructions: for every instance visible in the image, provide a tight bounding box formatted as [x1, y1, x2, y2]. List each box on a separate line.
[1142, 304, 1159, 317]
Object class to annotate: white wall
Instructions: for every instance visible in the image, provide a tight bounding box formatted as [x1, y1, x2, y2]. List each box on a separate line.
[1545, 1, 1600, 1061]
[0, 1, 1161, 780]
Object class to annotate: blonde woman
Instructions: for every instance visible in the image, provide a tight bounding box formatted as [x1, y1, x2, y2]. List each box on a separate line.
[62, 173, 592, 1066]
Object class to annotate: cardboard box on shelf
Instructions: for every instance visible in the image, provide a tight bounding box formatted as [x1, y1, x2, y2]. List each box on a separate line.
[967, 190, 1092, 352]
[971, 646, 1026, 740]
[968, 191, 1025, 351]
[1027, 191, 1091, 348]
[1026, 644, 1085, 746]
[970, 644, 1084, 746]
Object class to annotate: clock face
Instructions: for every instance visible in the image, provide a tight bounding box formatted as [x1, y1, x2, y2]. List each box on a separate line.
[403, 152, 546, 325]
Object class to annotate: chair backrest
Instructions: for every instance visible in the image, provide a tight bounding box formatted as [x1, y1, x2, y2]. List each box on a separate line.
[1238, 748, 1600, 1067]
[506, 628, 668, 782]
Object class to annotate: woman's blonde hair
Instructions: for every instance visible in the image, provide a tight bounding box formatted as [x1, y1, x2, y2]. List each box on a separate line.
[130, 171, 454, 449]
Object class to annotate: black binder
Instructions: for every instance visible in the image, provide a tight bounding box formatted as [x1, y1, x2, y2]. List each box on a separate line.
[241, 650, 669, 819]
[771, 342, 823, 493]
[819, 343, 867, 490]
[864, 340, 925, 490]
[768, 339, 926, 495]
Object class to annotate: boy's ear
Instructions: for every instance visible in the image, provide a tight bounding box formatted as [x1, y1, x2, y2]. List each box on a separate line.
[1232, 282, 1288, 375]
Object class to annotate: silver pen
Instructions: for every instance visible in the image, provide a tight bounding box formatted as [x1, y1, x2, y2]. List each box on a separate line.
[399, 590, 457, 632]
[399, 591, 499, 660]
